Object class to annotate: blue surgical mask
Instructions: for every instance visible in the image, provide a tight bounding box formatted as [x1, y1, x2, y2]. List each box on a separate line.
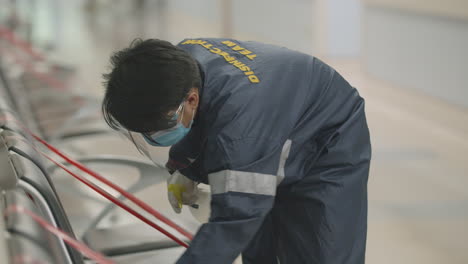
[143, 104, 194, 147]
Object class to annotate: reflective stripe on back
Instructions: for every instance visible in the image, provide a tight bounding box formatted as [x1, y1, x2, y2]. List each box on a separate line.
[276, 139, 292, 185]
[209, 170, 276, 196]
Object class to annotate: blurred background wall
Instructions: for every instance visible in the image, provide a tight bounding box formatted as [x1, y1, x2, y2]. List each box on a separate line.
[4, 0, 466, 108]
[326, 0, 361, 57]
[364, 0, 468, 107]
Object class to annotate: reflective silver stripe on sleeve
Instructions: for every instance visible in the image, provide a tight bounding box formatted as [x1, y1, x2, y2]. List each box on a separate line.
[276, 139, 292, 185]
[209, 170, 276, 196]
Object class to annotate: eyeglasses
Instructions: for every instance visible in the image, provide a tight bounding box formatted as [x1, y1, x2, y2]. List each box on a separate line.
[142, 102, 186, 143]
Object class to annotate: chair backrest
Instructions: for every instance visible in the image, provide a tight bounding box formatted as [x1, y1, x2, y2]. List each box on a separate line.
[2, 130, 48, 178]
[0, 57, 43, 137]
[0, 112, 83, 263]
[0, 132, 17, 191]
[0, 111, 30, 139]
[3, 189, 67, 263]
[0, 61, 18, 110]
[0, 198, 10, 264]
[0, 128, 71, 263]
[0, 46, 87, 264]
[8, 152, 84, 264]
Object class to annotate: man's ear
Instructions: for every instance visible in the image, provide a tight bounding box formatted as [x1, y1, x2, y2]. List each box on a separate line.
[187, 88, 199, 110]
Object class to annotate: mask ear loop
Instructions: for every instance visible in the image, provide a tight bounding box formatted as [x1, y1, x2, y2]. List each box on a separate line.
[177, 101, 185, 125]
[173, 107, 197, 171]
[188, 107, 195, 129]
[177, 101, 195, 129]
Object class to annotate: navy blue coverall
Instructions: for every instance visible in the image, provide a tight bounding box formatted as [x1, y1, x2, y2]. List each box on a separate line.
[166, 38, 371, 264]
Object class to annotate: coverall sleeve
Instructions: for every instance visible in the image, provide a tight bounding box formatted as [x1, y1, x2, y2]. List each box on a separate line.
[176, 137, 283, 264]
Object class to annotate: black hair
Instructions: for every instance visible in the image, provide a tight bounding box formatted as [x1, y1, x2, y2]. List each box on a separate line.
[102, 38, 201, 133]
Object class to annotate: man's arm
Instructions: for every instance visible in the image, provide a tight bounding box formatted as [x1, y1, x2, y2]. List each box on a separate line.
[177, 170, 276, 263]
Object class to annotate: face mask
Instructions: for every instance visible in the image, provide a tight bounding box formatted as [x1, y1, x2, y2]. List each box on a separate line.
[143, 103, 194, 147]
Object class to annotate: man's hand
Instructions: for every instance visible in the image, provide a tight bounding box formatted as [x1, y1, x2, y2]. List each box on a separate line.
[167, 171, 199, 213]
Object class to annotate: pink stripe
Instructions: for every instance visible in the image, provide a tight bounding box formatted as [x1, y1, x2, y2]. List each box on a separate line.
[5, 205, 114, 264]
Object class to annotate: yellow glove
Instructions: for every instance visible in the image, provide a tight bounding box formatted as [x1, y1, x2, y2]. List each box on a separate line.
[167, 171, 199, 214]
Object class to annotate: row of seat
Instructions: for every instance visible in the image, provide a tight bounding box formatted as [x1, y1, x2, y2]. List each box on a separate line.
[0, 37, 199, 262]
[0, 57, 84, 263]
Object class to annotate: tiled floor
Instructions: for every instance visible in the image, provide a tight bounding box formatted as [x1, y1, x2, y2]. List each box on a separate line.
[20, 1, 468, 263]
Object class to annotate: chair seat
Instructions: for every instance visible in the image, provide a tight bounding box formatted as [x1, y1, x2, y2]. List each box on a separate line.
[84, 223, 191, 256]
[110, 246, 185, 264]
